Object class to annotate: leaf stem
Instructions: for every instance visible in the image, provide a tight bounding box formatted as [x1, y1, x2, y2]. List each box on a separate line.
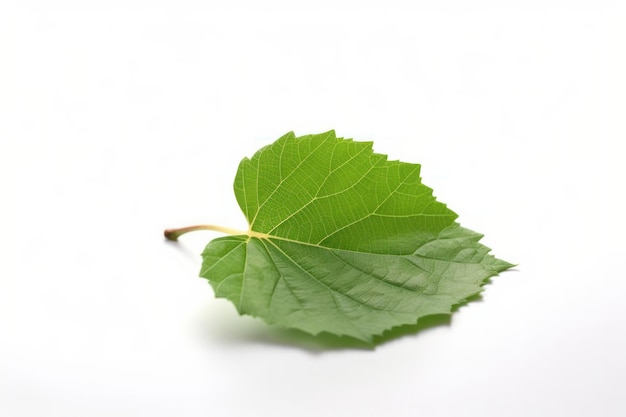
[163, 225, 248, 241]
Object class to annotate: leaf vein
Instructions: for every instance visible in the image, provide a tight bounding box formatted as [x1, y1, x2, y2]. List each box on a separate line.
[267, 239, 402, 314]
[316, 165, 421, 245]
[265, 145, 373, 234]
[249, 137, 328, 229]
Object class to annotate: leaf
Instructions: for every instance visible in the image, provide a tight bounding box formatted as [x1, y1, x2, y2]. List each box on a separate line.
[192, 131, 513, 343]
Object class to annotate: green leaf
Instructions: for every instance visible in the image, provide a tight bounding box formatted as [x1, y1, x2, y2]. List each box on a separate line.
[196, 131, 513, 343]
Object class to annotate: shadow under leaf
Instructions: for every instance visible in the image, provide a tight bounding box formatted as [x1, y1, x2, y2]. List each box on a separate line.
[223, 312, 456, 353]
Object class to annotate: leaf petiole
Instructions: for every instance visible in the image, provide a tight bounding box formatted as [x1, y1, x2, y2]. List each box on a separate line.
[164, 225, 248, 241]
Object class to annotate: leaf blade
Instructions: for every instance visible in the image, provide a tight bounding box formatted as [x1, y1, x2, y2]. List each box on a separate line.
[201, 131, 513, 343]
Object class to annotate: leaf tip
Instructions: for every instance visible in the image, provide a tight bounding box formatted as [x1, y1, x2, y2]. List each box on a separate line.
[497, 259, 518, 271]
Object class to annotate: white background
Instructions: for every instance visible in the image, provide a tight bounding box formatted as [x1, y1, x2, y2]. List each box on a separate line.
[2, 1, 625, 416]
